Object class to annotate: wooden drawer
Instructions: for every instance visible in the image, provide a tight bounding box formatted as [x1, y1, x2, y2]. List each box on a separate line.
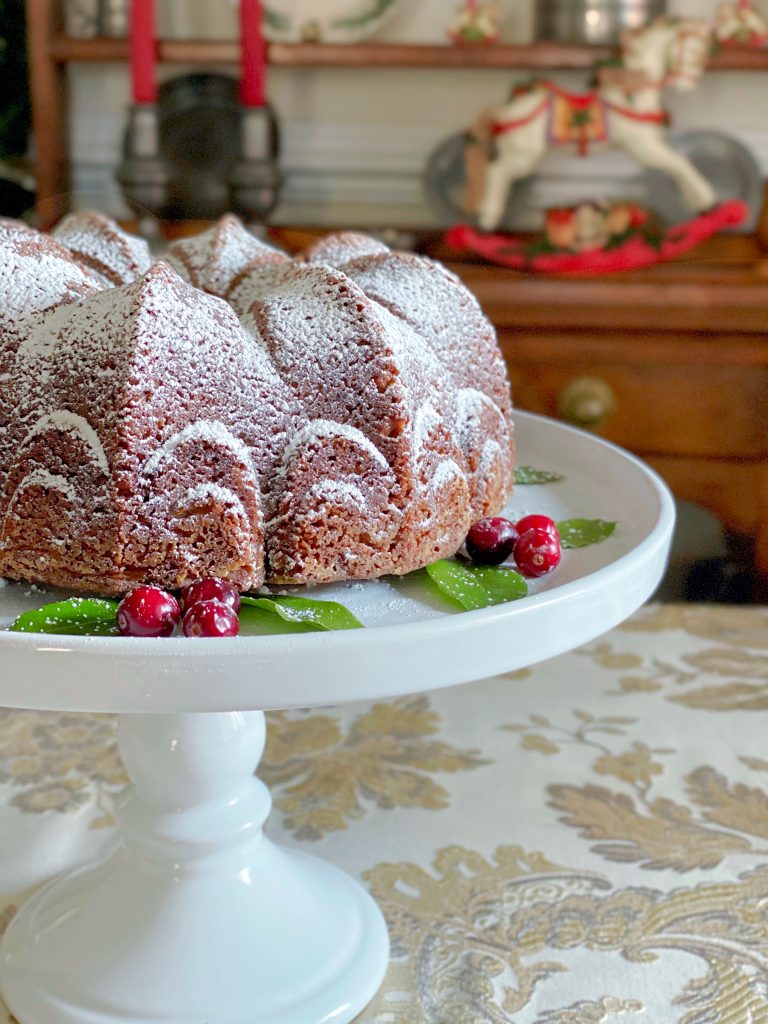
[500, 331, 768, 459]
[647, 455, 767, 541]
[648, 453, 768, 581]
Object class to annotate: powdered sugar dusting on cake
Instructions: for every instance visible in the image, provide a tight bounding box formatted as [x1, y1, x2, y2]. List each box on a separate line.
[249, 262, 456, 457]
[281, 420, 390, 472]
[456, 388, 508, 445]
[227, 262, 296, 323]
[6, 469, 78, 508]
[12, 307, 70, 393]
[477, 438, 503, 478]
[21, 411, 110, 474]
[143, 420, 255, 477]
[183, 481, 252, 508]
[342, 251, 512, 419]
[308, 479, 368, 509]
[0, 226, 101, 325]
[454, 388, 513, 513]
[173, 483, 255, 528]
[301, 231, 390, 268]
[165, 214, 288, 299]
[0, 218, 39, 237]
[428, 459, 465, 489]
[411, 403, 442, 460]
[53, 211, 151, 286]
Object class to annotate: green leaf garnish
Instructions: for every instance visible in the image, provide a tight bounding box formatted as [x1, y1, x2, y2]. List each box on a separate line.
[425, 560, 490, 610]
[557, 518, 616, 549]
[470, 565, 528, 605]
[240, 595, 363, 633]
[515, 466, 565, 485]
[8, 598, 120, 636]
[425, 559, 527, 611]
[239, 603, 317, 635]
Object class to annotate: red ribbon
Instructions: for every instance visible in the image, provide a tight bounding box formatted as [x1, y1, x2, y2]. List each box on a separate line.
[491, 96, 551, 136]
[602, 99, 669, 124]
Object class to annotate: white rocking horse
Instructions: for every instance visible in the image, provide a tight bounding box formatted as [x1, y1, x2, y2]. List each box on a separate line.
[474, 17, 715, 232]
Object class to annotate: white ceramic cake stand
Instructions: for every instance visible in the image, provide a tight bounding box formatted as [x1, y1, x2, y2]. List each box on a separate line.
[0, 413, 674, 1024]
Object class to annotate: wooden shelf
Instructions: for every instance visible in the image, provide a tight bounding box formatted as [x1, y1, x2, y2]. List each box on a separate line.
[710, 45, 768, 69]
[48, 37, 614, 68]
[47, 36, 768, 71]
[268, 42, 615, 69]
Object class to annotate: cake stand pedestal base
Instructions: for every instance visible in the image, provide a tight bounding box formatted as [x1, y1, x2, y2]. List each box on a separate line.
[0, 712, 389, 1024]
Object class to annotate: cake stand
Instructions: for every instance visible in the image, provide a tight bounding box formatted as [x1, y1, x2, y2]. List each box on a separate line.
[0, 412, 675, 1024]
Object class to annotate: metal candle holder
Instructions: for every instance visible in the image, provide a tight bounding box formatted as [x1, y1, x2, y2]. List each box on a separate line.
[227, 103, 283, 225]
[115, 103, 170, 221]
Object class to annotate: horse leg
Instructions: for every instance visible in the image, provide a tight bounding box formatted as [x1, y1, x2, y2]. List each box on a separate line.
[477, 147, 544, 232]
[618, 130, 717, 213]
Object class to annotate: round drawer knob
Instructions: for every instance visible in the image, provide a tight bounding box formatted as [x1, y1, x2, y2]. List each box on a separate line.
[558, 377, 616, 428]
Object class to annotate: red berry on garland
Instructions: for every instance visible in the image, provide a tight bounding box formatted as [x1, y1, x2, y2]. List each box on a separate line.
[117, 586, 180, 637]
[179, 577, 241, 614]
[465, 517, 519, 565]
[513, 528, 562, 578]
[183, 599, 240, 638]
[515, 513, 559, 539]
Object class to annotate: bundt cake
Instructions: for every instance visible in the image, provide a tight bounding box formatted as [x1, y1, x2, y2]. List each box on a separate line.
[0, 214, 514, 595]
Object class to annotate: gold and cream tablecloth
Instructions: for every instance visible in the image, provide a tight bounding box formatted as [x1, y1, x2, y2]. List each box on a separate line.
[3, 602, 768, 1023]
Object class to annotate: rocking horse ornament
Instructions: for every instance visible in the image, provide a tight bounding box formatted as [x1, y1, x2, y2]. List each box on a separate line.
[447, 17, 748, 273]
[714, 0, 768, 47]
[476, 17, 715, 231]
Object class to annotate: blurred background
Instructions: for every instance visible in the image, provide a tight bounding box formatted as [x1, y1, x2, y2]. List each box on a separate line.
[40, 0, 768, 226]
[9, 0, 768, 601]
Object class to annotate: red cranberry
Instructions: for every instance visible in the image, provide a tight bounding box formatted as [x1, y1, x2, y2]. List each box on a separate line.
[180, 577, 241, 614]
[117, 586, 180, 638]
[465, 517, 519, 565]
[513, 528, 562, 578]
[515, 513, 559, 539]
[183, 599, 240, 638]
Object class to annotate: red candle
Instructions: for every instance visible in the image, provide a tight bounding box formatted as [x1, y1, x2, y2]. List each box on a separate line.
[240, 0, 266, 107]
[130, 0, 157, 104]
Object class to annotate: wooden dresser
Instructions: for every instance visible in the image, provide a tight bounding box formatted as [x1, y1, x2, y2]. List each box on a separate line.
[440, 236, 768, 577]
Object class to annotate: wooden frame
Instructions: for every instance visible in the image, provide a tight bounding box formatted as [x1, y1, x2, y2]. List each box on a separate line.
[26, 0, 69, 226]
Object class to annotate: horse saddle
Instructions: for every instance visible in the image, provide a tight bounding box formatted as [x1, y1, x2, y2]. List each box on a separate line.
[546, 84, 608, 155]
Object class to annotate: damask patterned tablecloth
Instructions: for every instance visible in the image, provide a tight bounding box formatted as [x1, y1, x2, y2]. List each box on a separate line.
[2, 602, 768, 1023]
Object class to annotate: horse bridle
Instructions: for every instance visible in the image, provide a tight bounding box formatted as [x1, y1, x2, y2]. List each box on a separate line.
[660, 26, 709, 88]
[622, 23, 708, 91]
